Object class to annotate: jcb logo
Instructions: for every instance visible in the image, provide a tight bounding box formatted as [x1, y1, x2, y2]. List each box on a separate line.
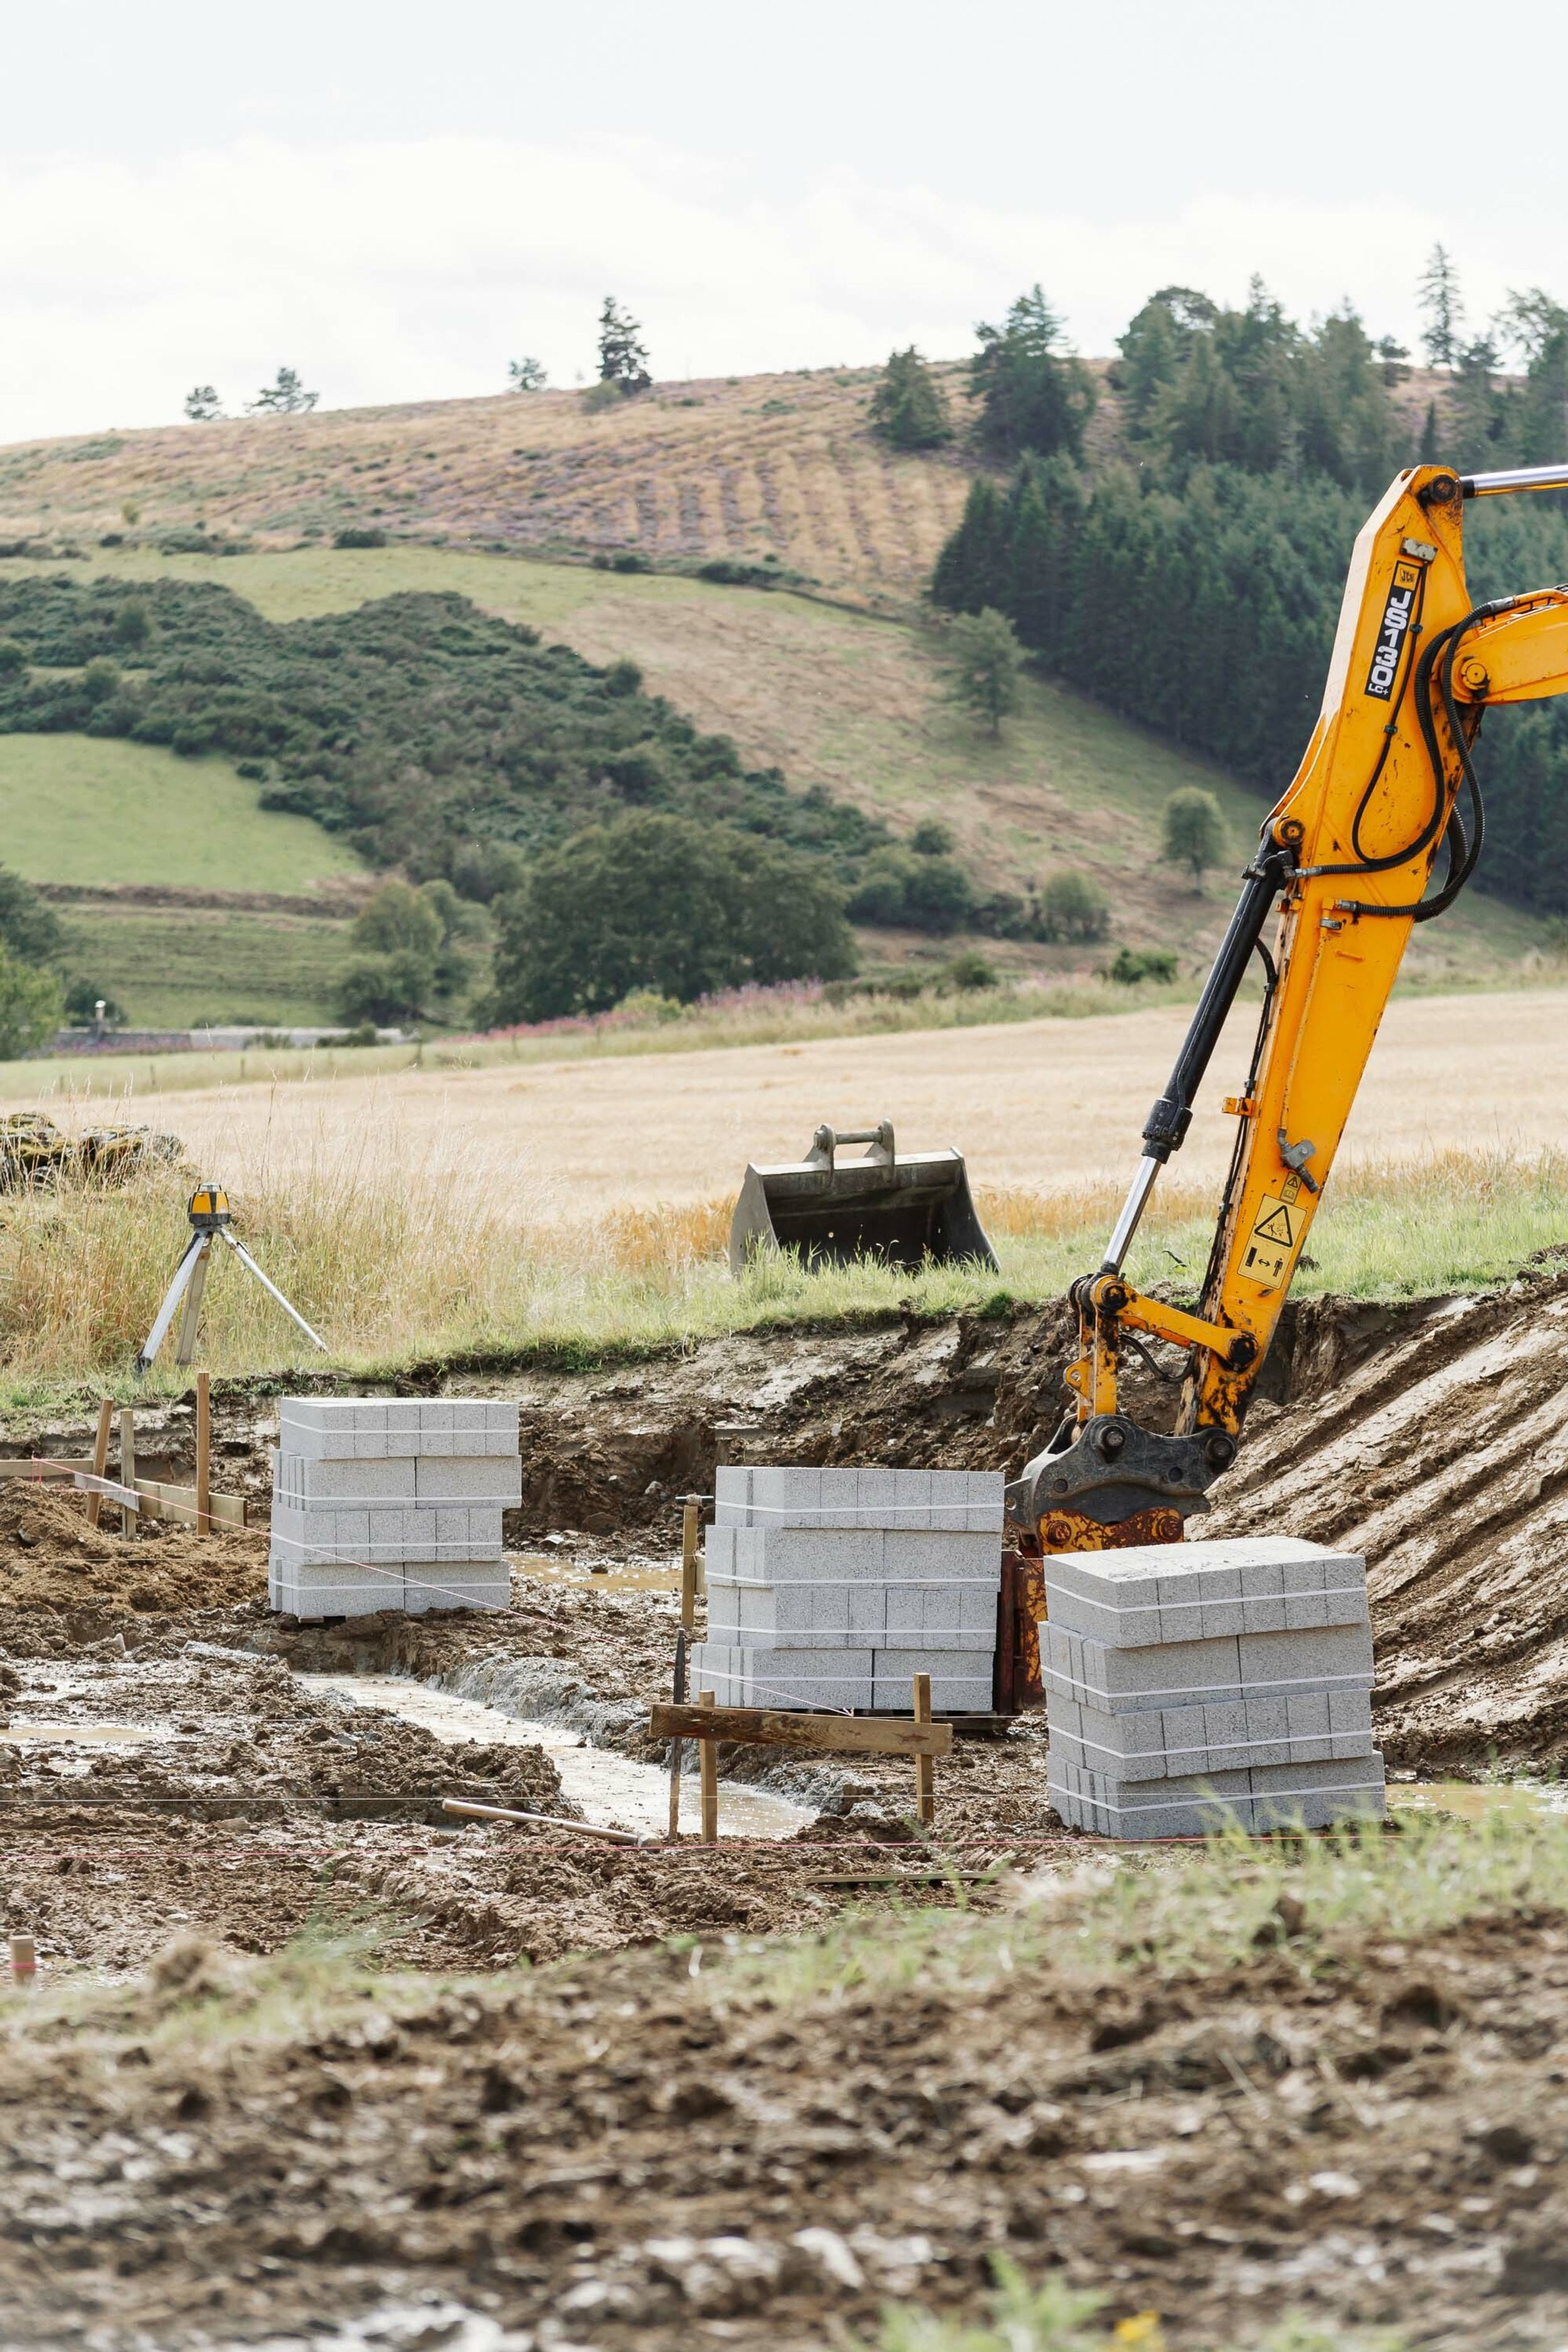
[1365, 559, 1422, 701]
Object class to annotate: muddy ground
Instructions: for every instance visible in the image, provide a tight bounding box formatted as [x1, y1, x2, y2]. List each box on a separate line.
[6, 1281, 1568, 2347]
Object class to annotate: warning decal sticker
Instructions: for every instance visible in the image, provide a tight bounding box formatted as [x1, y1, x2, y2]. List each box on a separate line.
[1242, 1174, 1303, 1289]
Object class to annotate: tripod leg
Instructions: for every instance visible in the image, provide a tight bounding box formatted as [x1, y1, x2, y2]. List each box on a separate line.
[135, 1234, 207, 1375]
[221, 1234, 329, 1352]
[174, 1238, 212, 1367]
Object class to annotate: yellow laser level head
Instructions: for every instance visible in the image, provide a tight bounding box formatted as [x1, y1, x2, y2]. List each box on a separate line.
[187, 1182, 232, 1231]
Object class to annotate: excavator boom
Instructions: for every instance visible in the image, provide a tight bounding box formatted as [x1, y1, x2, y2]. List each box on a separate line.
[1008, 460, 1568, 1550]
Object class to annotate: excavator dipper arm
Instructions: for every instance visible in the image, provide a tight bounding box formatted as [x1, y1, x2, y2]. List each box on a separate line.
[1007, 460, 1568, 1550]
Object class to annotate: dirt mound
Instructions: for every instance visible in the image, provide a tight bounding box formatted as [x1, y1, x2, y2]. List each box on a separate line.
[0, 1481, 267, 1618]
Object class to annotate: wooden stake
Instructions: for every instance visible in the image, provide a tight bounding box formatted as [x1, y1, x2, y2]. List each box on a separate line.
[118, 1408, 137, 1541]
[195, 1370, 211, 1537]
[85, 1399, 113, 1530]
[699, 1688, 719, 1845]
[913, 1673, 936, 1828]
[680, 1495, 699, 1634]
[667, 1628, 687, 1841]
[8, 1932, 36, 1989]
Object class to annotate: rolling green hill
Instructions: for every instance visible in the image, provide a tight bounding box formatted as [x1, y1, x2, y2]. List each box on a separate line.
[0, 539, 1542, 1010]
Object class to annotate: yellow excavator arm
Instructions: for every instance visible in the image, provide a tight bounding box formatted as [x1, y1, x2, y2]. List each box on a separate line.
[1007, 460, 1568, 1552]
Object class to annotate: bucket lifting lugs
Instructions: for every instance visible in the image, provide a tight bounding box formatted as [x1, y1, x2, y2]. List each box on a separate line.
[729, 1120, 998, 1276]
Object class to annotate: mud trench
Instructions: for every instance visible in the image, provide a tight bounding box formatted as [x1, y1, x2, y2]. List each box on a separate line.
[5, 1281, 1568, 2347]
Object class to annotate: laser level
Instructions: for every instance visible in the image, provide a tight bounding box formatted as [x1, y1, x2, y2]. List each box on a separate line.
[137, 1179, 329, 1375]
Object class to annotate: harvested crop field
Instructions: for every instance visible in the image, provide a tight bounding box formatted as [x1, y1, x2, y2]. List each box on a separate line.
[6, 1283, 1568, 2345]
[14, 987, 1568, 1217]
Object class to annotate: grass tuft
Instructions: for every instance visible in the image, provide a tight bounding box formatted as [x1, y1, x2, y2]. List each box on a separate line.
[875, 2260, 1404, 2351]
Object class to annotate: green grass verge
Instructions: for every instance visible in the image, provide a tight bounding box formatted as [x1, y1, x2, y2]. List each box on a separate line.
[0, 733, 361, 890]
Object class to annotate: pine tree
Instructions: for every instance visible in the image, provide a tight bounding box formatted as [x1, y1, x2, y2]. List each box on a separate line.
[183, 386, 223, 423]
[1419, 400, 1443, 461]
[508, 357, 548, 391]
[1110, 289, 1215, 437]
[970, 286, 1096, 462]
[867, 348, 952, 450]
[597, 298, 652, 394]
[248, 367, 319, 415]
[930, 478, 1009, 612]
[1417, 244, 1465, 371]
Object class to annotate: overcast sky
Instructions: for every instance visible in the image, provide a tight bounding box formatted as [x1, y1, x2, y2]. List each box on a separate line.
[4, 0, 1565, 444]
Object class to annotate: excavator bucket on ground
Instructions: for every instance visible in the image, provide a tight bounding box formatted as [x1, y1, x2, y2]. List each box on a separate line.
[729, 1120, 998, 1275]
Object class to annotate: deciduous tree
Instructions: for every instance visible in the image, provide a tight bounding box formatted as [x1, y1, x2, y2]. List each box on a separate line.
[1161, 787, 1227, 886]
[944, 608, 1023, 738]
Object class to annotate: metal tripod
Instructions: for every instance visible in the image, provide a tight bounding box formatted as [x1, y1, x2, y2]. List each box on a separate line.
[137, 1182, 329, 1375]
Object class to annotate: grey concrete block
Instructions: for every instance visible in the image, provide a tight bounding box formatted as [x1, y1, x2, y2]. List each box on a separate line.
[273, 1554, 405, 1616]
[884, 1581, 924, 1635]
[767, 1526, 887, 1581]
[687, 1643, 874, 1711]
[876, 1665, 992, 1712]
[892, 1468, 932, 1530]
[1248, 1755, 1386, 1828]
[1237, 1623, 1375, 1692]
[1044, 1535, 1366, 1648]
[273, 1451, 417, 1507]
[403, 1564, 511, 1615]
[1042, 1619, 1376, 1716]
[854, 1467, 902, 1515]
[714, 1468, 751, 1525]
[1047, 1750, 1385, 1840]
[714, 1463, 1002, 1530]
[1285, 1690, 1333, 1764]
[890, 1530, 1002, 1583]
[817, 1467, 862, 1519]
[1045, 1677, 1372, 1780]
[414, 1455, 523, 1504]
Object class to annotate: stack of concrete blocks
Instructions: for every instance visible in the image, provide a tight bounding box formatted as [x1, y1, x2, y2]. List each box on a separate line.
[687, 1466, 1004, 1715]
[1042, 1534, 1385, 1838]
[268, 1399, 519, 1619]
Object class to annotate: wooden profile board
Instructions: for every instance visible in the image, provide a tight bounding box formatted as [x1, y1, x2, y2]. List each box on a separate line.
[649, 1702, 952, 1759]
[66, 1471, 247, 1530]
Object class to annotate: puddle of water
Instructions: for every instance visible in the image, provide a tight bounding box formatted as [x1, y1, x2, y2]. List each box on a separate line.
[1387, 1777, 1568, 1820]
[514, 1550, 681, 1594]
[0, 1721, 150, 1746]
[302, 1671, 814, 1843]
